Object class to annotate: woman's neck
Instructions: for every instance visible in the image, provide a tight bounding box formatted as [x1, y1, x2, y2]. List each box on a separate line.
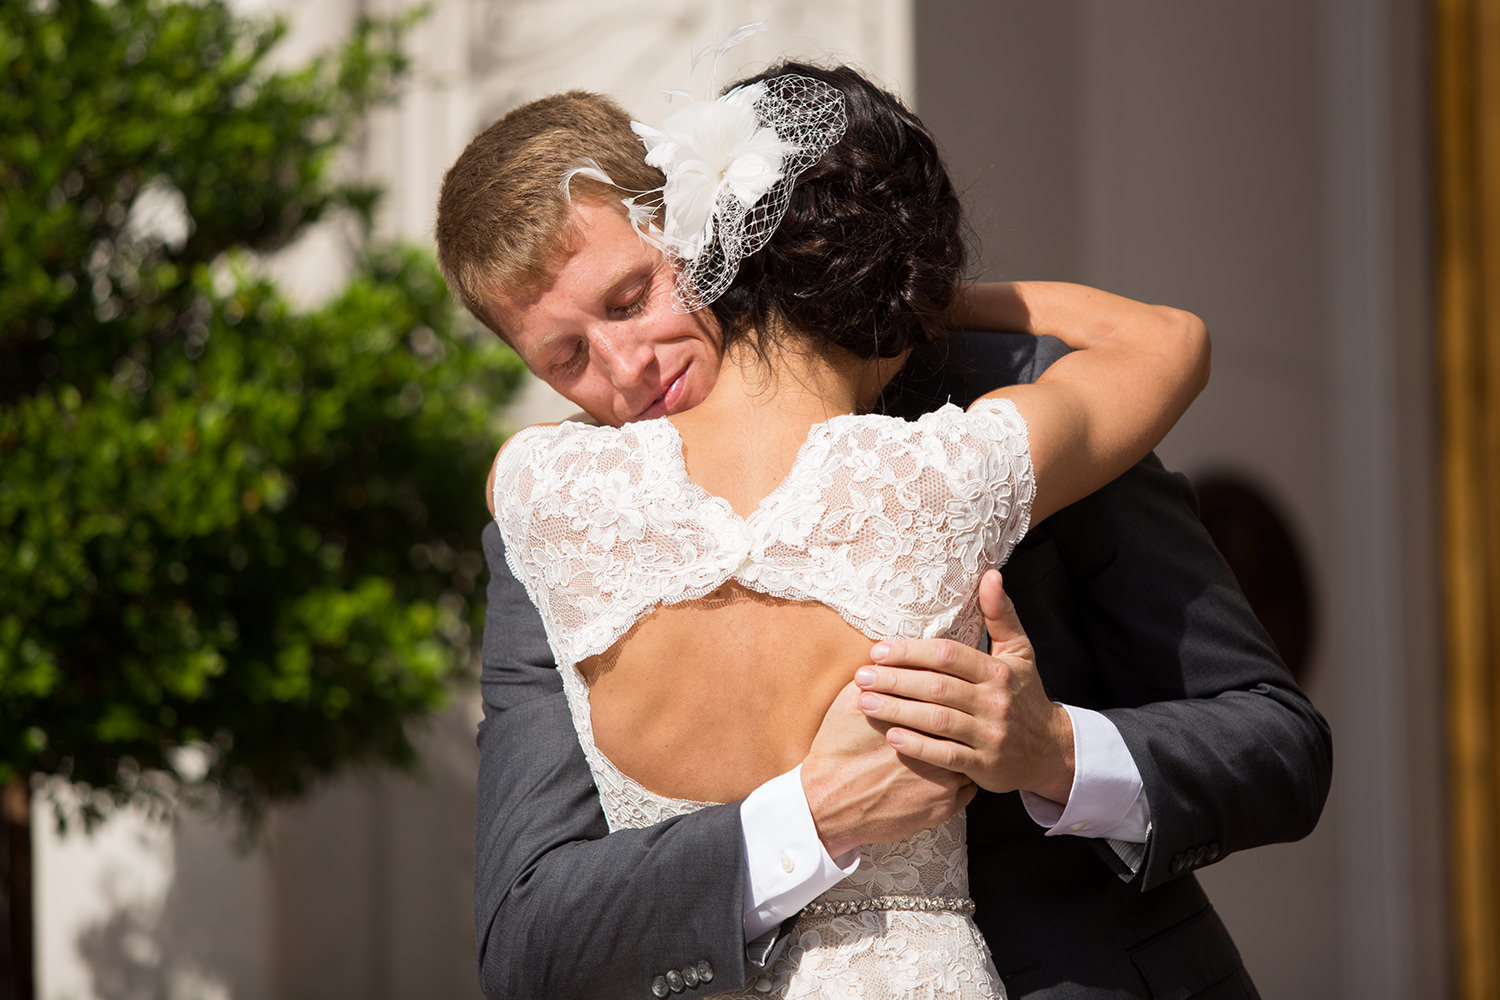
[718, 336, 860, 421]
[667, 330, 869, 516]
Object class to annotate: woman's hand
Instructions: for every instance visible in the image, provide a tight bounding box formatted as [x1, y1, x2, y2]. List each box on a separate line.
[852, 570, 1076, 803]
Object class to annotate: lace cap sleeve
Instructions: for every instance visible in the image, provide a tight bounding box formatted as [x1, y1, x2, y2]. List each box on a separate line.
[489, 422, 587, 656]
[490, 424, 546, 521]
[944, 397, 1036, 567]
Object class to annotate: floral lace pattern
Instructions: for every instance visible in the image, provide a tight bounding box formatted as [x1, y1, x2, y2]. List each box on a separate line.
[493, 400, 1032, 1000]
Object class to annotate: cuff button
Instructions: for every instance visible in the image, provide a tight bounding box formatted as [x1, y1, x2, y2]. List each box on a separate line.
[651, 976, 670, 998]
[697, 960, 714, 983]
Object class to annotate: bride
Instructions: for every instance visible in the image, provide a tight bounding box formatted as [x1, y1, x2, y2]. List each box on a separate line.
[487, 61, 1208, 999]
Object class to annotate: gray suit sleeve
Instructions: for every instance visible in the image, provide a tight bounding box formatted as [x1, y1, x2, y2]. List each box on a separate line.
[1044, 454, 1333, 890]
[474, 522, 759, 999]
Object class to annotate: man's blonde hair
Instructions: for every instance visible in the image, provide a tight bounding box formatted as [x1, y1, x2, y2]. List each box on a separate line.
[434, 91, 665, 336]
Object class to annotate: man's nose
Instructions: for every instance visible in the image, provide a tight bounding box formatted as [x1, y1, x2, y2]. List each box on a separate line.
[593, 329, 654, 385]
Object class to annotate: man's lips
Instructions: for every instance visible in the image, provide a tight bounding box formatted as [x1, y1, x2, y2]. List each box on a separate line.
[640, 368, 687, 419]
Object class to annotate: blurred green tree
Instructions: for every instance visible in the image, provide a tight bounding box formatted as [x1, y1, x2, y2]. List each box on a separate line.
[0, 2, 522, 994]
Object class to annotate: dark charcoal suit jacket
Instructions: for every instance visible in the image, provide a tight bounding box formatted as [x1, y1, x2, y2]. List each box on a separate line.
[472, 332, 1332, 999]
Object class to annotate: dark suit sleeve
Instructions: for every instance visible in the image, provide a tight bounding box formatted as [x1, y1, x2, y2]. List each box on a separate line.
[1042, 454, 1333, 890]
[886, 332, 1332, 892]
[474, 521, 756, 999]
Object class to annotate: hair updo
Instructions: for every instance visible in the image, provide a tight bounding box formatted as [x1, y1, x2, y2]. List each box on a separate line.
[708, 62, 968, 360]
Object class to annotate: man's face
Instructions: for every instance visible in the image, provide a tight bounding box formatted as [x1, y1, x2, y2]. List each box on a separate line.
[484, 199, 723, 427]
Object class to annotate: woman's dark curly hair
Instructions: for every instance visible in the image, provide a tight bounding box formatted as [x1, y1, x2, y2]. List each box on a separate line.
[709, 62, 968, 360]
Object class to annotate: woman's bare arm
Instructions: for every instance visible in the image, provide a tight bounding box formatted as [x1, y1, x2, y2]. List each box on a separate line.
[975, 282, 1210, 523]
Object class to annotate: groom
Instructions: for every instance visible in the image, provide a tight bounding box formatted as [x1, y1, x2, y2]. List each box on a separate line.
[438, 92, 1331, 999]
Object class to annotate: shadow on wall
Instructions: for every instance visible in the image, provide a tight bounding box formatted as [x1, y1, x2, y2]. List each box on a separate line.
[76, 905, 173, 1000]
[69, 797, 265, 1000]
[266, 696, 483, 1000]
[1191, 470, 1317, 685]
[63, 694, 482, 1000]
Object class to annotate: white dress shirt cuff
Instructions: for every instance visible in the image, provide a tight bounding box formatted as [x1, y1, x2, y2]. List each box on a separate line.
[740, 765, 860, 942]
[1019, 704, 1151, 844]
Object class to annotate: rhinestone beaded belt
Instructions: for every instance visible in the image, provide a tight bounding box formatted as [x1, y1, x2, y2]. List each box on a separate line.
[801, 894, 977, 918]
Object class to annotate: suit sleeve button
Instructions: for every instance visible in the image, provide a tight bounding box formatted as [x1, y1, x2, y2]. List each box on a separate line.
[696, 960, 714, 983]
[682, 965, 700, 988]
[1170, 854, 1187, 874]
[755, 976, 774, 992]
[652, 976, 670, 998]
[666, 970, 685, 993]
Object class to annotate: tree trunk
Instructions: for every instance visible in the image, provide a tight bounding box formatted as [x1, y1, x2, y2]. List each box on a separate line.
[0, 774, 34, 1000]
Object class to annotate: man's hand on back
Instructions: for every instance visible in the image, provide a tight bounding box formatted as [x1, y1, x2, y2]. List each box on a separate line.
[853, 570, 1077, 804]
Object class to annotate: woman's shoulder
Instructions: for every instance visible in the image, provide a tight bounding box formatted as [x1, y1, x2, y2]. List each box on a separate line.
[826, 400, 1016, 438]
[818, 402, 1025, 465]
[895, 399, 1030, 471]
[489, 416, 680, 512]
[487, 419, 585, 516]
[897, 398, 1024, 433]
[498, 413, 634, 458]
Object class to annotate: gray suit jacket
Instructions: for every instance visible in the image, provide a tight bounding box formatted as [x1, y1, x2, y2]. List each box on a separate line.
[473, 332, 1332, 999]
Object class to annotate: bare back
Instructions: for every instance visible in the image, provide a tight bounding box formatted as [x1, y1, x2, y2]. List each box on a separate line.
[581, 583, 873, 801]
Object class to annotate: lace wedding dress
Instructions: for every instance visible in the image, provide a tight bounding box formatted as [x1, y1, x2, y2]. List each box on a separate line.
[493, 399, 1035, 1000]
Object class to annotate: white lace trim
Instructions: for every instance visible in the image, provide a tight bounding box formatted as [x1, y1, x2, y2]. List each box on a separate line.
[494, 400, 1033, 672]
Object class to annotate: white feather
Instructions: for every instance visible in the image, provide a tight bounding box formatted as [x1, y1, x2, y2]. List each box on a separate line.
[691, 21, 766, 87]
[558, 159, 617, 201]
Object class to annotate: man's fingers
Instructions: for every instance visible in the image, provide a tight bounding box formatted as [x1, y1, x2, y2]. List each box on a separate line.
[868, 636, 992, 683]
[858, 688, 978, 745]
[855, 663, 978, 714]
[979, 569, 1027, 656]
[866, 571, 1027, 679]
